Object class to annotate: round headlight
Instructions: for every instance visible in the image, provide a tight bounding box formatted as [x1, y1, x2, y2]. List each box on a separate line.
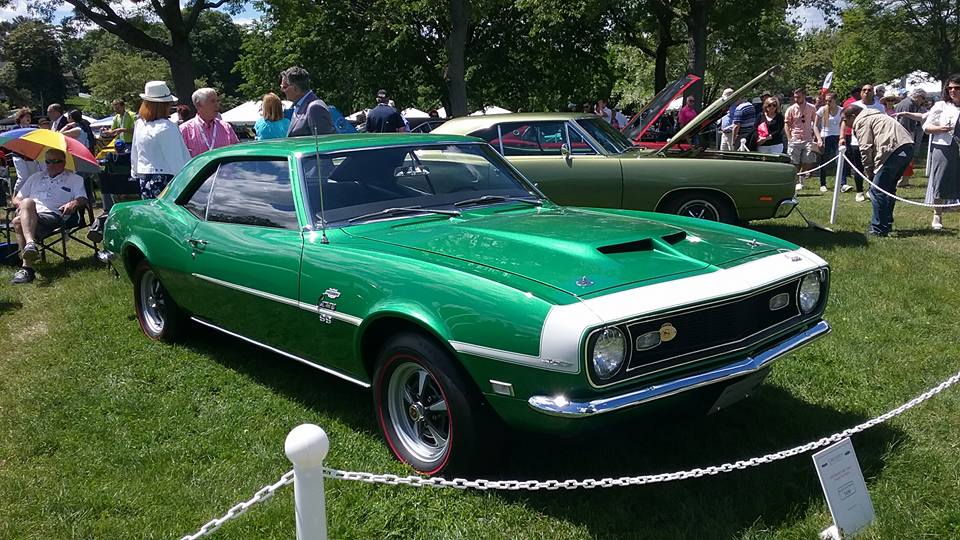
[592, 327, 626, 380]
[798, 273, 822, 314]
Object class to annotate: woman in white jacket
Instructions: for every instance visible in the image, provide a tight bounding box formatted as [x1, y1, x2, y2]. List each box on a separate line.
[131, 81, 191, 199]
[923, 74, 960, 230]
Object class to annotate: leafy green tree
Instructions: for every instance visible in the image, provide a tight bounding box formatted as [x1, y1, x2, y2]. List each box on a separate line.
[190, 11, 245, 98]
[84, 50, 172, 114]
[0, 18, 66, 107]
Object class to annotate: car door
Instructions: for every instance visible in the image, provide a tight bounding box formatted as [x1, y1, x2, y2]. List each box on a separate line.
[182, 157, 306, 348]
[476, 121, 623, 208]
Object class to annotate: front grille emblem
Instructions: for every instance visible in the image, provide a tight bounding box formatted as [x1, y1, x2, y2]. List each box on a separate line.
[659, 323, 677, 342]
[576, 276, 594, 287]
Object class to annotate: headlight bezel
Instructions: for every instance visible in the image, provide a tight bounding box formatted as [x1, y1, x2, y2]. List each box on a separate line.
[588, 326, 627, 381]
[798, 271, 824, 314]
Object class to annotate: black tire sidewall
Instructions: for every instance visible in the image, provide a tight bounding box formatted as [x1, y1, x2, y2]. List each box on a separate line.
[373, 333, 483, 476]
[666, 192, 736, 224]
[132, 260, 182, 341]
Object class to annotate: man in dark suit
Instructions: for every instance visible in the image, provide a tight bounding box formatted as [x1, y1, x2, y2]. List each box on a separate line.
[47, 103, 68, 131]
[280, 67, 334, 137]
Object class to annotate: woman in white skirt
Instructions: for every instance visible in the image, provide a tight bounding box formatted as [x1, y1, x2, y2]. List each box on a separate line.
[923, 74, 960, 230]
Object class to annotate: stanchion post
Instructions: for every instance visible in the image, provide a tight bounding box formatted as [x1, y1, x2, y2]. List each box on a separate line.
[285, 424, 330, 540]
[829, 146, 845, 225]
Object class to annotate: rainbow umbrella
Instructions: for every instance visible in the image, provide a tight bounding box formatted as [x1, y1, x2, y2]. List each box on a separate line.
[0, 127, 100, 174]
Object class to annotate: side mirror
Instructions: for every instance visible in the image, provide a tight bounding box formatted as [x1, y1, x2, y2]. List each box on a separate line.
[560, 144, 571, 160]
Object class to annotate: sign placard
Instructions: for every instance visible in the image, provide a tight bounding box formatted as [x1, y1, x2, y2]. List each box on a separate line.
[813, 438, 875, 537]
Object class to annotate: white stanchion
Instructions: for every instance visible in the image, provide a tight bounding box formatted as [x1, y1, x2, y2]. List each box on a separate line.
[285, 424, 330, 540]
[830, 146, 845, 224]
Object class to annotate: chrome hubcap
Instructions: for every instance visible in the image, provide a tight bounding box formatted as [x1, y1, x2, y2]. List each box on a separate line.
[677, 200, 720, 221]
[387, 362, 449, 464]
[139, 270, 166, 335]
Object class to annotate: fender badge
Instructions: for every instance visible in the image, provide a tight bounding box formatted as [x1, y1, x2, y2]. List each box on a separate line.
[323, 288, 341, 299]
[659, 323, 677, 342]
[576, 276, 594, 287]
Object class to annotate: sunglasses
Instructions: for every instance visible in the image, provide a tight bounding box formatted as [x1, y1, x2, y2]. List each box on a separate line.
[45, 159, 65, 164]
[948, 86, 960, 91]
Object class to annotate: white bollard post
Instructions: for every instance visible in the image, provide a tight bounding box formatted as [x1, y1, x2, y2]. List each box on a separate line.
[285, 424, 330, 540]
[829, 146, 845, 225]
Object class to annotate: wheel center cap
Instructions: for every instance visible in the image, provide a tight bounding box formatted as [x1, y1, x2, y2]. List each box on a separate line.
[408, 402, 425, 422]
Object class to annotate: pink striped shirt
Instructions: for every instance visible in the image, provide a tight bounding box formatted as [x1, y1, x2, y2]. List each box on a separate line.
[179, 116, 240, 158]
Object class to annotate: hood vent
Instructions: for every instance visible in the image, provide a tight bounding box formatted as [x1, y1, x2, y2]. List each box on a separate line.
[662, 231, 687, 245]
[598, 238, 653, 254]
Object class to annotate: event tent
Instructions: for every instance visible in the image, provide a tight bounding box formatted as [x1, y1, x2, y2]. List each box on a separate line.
[885, 70, 943, 96]
[90, 116, 114, 128]
[347, 109, 370, 121]
[470, 106, 512, 116]
[401, 107, 430, 118]
[222, 100, 293, 125]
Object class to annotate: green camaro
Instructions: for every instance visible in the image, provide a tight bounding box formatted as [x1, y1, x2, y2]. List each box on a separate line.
[103, 134, 830, 475]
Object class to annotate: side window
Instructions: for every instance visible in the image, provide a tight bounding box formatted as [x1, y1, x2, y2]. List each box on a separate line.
[206, 160, 299, 230]
[566, 125, 595, 155]
[471, 122, 595, 156]
[182, 168, 215, 219]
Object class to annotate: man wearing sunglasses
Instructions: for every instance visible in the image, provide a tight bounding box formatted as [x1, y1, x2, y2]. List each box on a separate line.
[9, 149, 87, 284]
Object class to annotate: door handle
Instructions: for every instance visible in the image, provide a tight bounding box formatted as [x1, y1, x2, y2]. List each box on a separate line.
[187, 238, 208, 246]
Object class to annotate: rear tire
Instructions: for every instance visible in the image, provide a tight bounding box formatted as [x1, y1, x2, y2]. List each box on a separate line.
[662, 191, 737, 224]
[373, 332, 499, 476]
[133, 259, 186, 342]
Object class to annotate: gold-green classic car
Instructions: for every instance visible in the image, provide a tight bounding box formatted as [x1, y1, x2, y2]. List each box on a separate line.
[432, 68, 797, 225]
[103, 134, 830, 475]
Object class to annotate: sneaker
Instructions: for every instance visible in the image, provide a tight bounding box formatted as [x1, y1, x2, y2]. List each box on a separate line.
[932, 215, 943, 230]
[841, 184, 854, 193]
[21, 242, 39, 264]
[865, 191, 872, 200]
[865, 228, 889, 237]
[11, 267, 35, 284]
[855, 192, 866, 203]
[795, 182, 804, 191]
[819, 186, 828, 192]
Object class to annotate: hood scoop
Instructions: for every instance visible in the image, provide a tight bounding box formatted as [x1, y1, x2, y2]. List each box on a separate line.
[597, 231, 687, 254]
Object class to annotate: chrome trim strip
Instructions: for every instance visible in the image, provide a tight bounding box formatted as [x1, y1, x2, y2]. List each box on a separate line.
[192, 273, 363, 326]
[528, 320, 830, 418]
[190, 316, 371, 388]
[449, 341, 577, 373]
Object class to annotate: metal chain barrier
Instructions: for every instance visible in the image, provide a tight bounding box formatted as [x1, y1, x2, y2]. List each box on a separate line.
[843, 154, 960, 208]
[324, 367, 960, 491]
[178, 367, 960, 537]
[796, 152, 841, 178]
[179, 470, 295, 540]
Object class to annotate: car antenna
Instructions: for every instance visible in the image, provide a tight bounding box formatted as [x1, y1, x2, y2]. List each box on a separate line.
[313, 123, 329, 244]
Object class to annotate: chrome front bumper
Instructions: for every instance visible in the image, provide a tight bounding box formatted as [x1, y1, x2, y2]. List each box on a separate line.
[97, 250, 116, 263]
[775, 197, 798, 218]
[528, 320, 830, 418]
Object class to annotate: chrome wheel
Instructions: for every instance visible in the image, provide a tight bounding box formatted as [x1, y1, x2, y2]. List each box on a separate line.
[138, 269, 166, 336]
[386, 361, 450, 465]
[676, 199, 721, 221]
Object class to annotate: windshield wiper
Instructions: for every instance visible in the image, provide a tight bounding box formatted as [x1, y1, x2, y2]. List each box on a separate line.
[346, 205, 461, 223]
[453, 195, 543, 208]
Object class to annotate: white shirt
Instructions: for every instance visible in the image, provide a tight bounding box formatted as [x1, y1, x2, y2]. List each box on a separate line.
[816, 105, 842, 137]
[13, 156, 39, 184]
[16, 170, 86, 214]
[923, 100, 960, 146]
[131, 118, 192, 176]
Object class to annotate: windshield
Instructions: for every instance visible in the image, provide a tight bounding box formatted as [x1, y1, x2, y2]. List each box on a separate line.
[301, 143, 541, 225]
[576, 117, 632, 154]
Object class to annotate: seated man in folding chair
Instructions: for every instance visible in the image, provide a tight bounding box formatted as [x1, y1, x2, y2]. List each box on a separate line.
[9, 149, 88, 284]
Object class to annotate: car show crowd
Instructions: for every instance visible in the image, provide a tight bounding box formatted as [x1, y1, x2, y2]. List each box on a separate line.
[3, 66, 960, 283]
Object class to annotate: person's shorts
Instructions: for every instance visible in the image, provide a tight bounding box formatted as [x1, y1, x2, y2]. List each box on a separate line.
[35, 211, 65, 238]
[788, 140, 817, 165]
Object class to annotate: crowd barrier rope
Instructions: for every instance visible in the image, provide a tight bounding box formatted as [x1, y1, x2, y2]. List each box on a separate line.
[841, 153, 960, 209]
[796, 152, 842, 178]
[180, 366, 960, 539]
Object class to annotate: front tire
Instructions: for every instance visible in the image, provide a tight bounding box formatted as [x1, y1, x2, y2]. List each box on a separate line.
[662, 191, 737, 224]
[373, 332, 495, 476]
[133, 259, 186, 341]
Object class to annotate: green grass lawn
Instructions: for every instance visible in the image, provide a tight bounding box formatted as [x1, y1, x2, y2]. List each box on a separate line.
[1, 177, 959, 539]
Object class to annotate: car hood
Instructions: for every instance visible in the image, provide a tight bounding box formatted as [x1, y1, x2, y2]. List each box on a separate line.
[344, 207, 783, 296]
[622, 74, 700, 142]
[659, 65, 782, 154]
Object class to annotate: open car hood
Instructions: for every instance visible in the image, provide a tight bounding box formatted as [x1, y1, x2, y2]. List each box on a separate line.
[348, 208, 781, 296]
[658, 65, 782, 155]
[621, 74, 700, 143]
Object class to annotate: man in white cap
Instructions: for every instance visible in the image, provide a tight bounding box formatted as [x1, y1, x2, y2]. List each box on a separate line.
[718, 88, 736, 150]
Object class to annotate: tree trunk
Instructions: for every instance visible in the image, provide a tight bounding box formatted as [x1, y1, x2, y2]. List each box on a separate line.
[652, 5, 675, 93]
[446, 0, 470, 117]
[167, 36, 198, 107]
[685, 0, 711, 106]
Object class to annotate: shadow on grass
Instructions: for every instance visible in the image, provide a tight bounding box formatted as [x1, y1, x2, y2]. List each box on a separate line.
[32, 255, 105, 287]
[753, 223, 868, 250]
[0, 299, 23, 315]
[894, 227, 958, 238]
[497, 385, 903, 538]
[179, 323, 903, 538]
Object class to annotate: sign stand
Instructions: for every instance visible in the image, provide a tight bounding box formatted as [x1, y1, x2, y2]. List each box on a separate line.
[813, 438, 875, 538]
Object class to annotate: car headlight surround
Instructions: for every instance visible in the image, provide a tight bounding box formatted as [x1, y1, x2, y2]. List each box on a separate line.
[591, 327, 627, 380]
[798, 272, 822, 314]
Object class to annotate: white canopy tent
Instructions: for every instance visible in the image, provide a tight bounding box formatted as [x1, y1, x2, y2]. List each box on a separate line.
[470, 105, 512, 116]
[221, 100, 293, 125]
[885, 70, 943, 96]
[401, 107, 429, 118]
[90, 116, 114, 128]
[347, 109, 370, 121]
